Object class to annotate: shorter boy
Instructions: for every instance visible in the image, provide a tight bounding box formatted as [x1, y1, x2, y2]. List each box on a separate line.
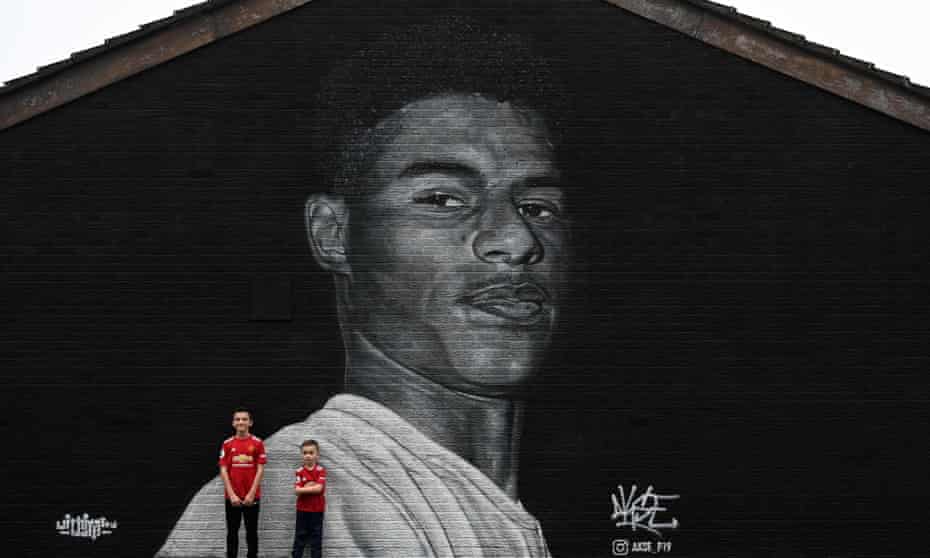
[292, 439, 326, 558]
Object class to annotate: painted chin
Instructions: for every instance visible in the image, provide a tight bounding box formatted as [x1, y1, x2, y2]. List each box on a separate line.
[440, 305, 554, 391]
[452, 344, 543, 391]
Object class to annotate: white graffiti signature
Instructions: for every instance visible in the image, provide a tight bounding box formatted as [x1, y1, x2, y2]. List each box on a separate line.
[56, 513, 118, 541]
[610, 484, 679, 537]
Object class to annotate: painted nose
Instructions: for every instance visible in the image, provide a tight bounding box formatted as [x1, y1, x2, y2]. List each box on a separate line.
[473, 202, 543, 266]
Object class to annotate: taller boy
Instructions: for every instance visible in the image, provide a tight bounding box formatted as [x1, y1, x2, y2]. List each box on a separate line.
[219, 408, 267, 558]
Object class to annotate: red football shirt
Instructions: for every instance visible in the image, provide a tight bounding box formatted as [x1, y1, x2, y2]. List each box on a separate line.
[219, 435, 267, 500]
[294, 463, 327, 512]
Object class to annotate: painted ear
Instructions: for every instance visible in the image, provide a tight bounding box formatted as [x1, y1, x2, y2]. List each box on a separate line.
[304, 194, 350, 274]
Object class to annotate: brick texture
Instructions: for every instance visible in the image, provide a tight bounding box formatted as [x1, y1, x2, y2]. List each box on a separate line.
[2, 1, 928, 556]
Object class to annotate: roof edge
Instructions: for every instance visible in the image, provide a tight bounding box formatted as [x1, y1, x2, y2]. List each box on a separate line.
[3, 0, 929, 132]
[605, 0, 930, 132]
[0, 0, 312, 130]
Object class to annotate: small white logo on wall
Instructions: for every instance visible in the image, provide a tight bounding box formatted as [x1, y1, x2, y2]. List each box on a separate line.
[610, 484, 679, 555]
[612, 538, 674, 556]
[55, 513, 118, 541]
[610, 484, 679, 536]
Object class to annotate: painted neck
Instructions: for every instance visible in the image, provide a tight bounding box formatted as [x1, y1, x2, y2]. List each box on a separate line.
[343, 331, 523, 499]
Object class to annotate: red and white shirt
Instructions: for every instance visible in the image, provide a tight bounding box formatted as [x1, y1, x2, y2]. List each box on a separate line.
[294, 463, 326, 512]
[219, 435, 267, 500]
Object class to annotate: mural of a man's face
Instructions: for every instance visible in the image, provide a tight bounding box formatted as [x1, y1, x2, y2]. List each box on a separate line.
[313, 94, 569, 397]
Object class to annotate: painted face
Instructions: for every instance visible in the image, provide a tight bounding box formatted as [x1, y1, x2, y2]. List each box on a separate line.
[231, 412, 252, 435]
[342, 94, 569, 396]
[302, 445, 319, 467]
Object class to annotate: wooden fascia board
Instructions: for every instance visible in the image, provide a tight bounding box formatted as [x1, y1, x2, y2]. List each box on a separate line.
[0, 0, 312, 130]
[604, 0, 930, 132]
[3, 0, 929, 132]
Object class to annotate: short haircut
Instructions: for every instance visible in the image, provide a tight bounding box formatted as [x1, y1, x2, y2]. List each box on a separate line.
[305, 15, 565, 200]
[232, 407, 252, 420]
[301, 439, 319, 451]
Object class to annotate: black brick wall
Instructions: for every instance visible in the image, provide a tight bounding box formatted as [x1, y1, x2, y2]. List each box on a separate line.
[2, 1, 928, 556]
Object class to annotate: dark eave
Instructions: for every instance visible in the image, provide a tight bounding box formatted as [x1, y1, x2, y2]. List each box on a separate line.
[0, 0, 312, 130]
[606, 0, 930, 131]
[2, 0, 929, 131]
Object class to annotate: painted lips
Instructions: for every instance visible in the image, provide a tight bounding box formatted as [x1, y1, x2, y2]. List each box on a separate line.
[459, 282, 549, 324]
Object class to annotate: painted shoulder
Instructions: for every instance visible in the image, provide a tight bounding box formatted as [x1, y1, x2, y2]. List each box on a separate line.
[156, 475, 226, 557]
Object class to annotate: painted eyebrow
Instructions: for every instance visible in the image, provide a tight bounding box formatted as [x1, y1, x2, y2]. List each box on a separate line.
[517, 175, 563, 190]
[398, 161, 482, 180]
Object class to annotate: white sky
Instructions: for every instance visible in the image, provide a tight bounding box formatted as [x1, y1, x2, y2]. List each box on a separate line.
[1, 1, 928, 87]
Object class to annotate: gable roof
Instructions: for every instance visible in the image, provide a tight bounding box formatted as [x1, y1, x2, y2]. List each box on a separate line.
[606, 0, 930, 131]
[0, 0, 311, 130]
[2, 0, 929, 131]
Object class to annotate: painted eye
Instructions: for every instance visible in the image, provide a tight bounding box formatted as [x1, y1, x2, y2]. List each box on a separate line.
[518, 201, 558, 220]
[413, 192, 466, 208]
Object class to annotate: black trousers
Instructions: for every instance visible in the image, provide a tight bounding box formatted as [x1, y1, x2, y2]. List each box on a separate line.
[225, 500, 260, 558]
[292, 511, 324, 558]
